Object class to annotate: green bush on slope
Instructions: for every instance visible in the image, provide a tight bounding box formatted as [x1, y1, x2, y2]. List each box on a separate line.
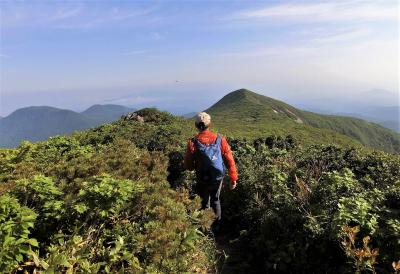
[0, 112, 215, 273]
[221, 139, 400, 273]
[0, 195, 38, 271]
[0, 108, 399, 273]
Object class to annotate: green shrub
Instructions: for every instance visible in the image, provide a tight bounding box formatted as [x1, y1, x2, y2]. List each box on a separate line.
[0, 122, 215, 273]
[1, 110, 399, 273]
[0, 195, 38, 273]
[222, 139, 400, 273]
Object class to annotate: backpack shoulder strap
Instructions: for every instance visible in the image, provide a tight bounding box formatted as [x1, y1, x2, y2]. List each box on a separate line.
[215, 134, 222, 146]
[192, 137, 205, 149]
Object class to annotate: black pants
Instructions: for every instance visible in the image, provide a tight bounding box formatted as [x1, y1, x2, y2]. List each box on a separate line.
[195, 180, 223, 220]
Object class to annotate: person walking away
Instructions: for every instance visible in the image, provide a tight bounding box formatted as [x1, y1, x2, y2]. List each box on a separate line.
[184, 112, 238, 227]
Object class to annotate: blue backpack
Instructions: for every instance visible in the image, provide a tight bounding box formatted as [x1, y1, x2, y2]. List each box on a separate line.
[192, 134, 226, 182]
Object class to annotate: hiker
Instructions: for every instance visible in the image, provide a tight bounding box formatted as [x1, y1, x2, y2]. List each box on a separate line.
[184, 112, 238, 222]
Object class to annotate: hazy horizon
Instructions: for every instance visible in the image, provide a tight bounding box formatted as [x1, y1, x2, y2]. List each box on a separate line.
[1, 87, 398, 118]
[1, 0, 399, 116]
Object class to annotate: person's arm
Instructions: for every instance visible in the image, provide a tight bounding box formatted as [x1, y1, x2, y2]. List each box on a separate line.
[221, 137, 238, 187]
[184, 139, 195, 171]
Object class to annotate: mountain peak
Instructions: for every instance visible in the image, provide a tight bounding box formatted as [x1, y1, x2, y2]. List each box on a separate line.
[205, 89, 305, 127]
[82, 104, 132, 114]
[204, 89, 399, 153]
[208, 88, 264, 108]
[223, 88, 259, 101]
[231, 88, 255, 95]
[12, 106, 65, 114]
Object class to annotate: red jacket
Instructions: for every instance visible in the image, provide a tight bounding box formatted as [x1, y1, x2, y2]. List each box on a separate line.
[184, 129, 238, 183]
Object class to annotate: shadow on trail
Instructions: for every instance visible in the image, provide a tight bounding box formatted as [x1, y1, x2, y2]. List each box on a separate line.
[213, 188, 257, 274]
[166, 150, 255, 273]
[214, 232, 252, 274]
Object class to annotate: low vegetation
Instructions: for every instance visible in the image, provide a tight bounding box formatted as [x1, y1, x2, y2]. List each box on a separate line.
[0, 111, 214, 273]
[218, 137, 400, 273]
[0, 108, 399, 273]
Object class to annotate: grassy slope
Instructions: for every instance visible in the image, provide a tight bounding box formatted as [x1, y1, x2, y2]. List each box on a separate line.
[205, 89, 400, 153]
[205, 89, 362, 149]
[300, 111, 400, 153]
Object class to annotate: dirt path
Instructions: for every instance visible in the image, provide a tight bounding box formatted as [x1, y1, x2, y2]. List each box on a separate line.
[214, 233, 251, 274]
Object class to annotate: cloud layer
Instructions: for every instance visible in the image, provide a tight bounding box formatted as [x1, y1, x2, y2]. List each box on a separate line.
[233, 1, 397, 22]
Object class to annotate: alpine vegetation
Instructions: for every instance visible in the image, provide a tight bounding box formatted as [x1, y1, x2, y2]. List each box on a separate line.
[0, 107, 399, 273]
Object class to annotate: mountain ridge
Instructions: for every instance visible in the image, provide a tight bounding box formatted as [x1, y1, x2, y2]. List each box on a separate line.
[0, 104, 133, 147]
[206, 89, 399, 153]
[1, 90, 398, 153]
[81, 104, 134, 124]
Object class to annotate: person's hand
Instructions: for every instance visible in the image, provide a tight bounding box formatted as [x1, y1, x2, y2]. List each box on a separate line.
[229, 181, 237, 190]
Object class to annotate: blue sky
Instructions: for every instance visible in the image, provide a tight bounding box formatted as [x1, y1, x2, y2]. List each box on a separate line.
[0, 0, 398, 116]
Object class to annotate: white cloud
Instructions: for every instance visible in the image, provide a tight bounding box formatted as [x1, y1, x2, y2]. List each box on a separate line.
[233, 1, 398, 23]
[184, 34, 398, 97]
[124, 50, 148, 56]
[0, 2, 83, 27]
[50, 5, 83, 21]
[79, 7, 158, 28]
[311, 28, 371, 44]
[0, 2, 160, 29]
[106, 95, 160, 106]
[151, 32, 163, 40]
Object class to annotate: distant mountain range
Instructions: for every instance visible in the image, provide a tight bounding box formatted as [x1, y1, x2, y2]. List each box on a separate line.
[299, 106, 399, 133]
[295, 89, 399, 133]
[206, 89, 400, 153]
[181, 112, 197, 119]
[0, 104, 134, 147]
[1, 90, 399, 153]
